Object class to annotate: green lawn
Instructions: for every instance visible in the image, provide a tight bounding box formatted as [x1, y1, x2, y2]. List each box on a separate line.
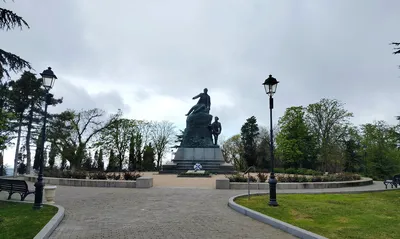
[235, 191, 400, 239]
[0, 201, 58, 239]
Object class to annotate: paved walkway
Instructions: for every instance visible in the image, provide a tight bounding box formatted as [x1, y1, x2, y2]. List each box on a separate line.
[1, 180, 398, 239]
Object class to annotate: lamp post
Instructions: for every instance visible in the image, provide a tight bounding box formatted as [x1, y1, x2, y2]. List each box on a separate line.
[262, 74, 279, 207]
[33, 67, 57, 210]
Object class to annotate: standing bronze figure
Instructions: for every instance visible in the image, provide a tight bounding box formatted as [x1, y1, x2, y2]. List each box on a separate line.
[210, 116, 222, 145]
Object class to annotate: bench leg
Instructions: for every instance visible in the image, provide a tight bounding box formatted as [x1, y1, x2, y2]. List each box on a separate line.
[385, 184, 388, 189]
[20, 193, 25, 201]
[7, 192, 12, 200]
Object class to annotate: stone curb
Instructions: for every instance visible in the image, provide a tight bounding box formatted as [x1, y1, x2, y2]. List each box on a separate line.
[0, 199, 65, 239]
[228, 193, 328, 239]
[33, 204, 65, 239]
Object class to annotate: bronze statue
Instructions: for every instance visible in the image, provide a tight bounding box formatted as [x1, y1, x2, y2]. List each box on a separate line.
[185, 88, 211, 116]
[210, 116, 222, 145]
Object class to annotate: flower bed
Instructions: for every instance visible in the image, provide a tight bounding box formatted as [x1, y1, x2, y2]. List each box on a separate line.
[177, 171, 211, 177]
[226, 172, 361, 183]
[43, 169, 142, 181]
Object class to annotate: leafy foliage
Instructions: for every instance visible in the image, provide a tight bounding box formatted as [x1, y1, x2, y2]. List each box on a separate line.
[276, 106, 317, 169]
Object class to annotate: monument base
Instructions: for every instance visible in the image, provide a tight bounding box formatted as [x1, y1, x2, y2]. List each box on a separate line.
[160, 147, 235, 174]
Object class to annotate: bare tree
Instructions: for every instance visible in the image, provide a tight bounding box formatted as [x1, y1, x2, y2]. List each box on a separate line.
[97, 110, 136, 171]
[150, 121, 175, 170]
[47, 108, 117, 171]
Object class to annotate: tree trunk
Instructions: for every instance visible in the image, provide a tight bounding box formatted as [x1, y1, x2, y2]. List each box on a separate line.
[156, 153, 162, 170]
[25, 103, 34, 174]
[13, 114, 23, 177]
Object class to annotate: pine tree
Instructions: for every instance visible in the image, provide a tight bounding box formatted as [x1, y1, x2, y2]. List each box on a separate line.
[142, 143, 155, 171]
[128, 136, 136, 171]
[0, 5, 32, 78]
[48, 143, 58, 169]
[240, 116, 260, 168]
[0, 4, 32, 174]
[97, 149, 104, 171]
[60, 153, 67, 170]
[134, 133, 143, 170]
[82, 151, 93, 171]
[106, 149, 117, 172]
[33, 128, 43, 171]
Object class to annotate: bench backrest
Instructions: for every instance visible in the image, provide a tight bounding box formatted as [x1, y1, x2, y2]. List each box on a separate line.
[0, 179, 29, 192]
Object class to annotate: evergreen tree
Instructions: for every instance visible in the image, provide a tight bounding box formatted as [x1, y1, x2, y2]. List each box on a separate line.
[142, 143, 155, 171]
[48, 143, 58, 169]
[106, 149, 118, 172]
[0, 5, 32, 173]
[82, 151, 93, 171]
[60, 153, 67, 170]
[93, 150, 99, 170]
[134, 133, 143, 170]
[97, 149, 104, 171]
[33, 128, 43, 171]
[128, 136, 136, 171]
[240, 116, 260, 167]
[0, 6, 31, 78]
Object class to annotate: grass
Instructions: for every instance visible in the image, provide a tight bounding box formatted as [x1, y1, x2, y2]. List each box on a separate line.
[0, 201, 58, 239]
[235, 190, 400, 239]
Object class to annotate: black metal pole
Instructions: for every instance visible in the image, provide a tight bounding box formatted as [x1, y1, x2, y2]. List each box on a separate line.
[33, 92, 49, 210]
[268, 95, 278, 206]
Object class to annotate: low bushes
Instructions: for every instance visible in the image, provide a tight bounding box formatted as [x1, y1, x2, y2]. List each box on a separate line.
[227, 172, 361, 183]
[123, 172, 142, 180]
[43, 168, 142, 180]
[227, 173, 257, 182]
[274, 168, 323, 176]
[89, 172, 107, 180]
[278, 173, 361, 183]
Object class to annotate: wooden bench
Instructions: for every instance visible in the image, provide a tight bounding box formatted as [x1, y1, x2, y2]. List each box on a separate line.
[383, 174, 400, 189]
[0, 178, 35, 201]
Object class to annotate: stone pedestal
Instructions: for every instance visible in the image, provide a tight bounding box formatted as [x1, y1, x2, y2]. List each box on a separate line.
[161, 147, 235, 174]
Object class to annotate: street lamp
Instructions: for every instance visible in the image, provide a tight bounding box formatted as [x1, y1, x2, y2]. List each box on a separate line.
[33, 67, 57, 210]
[262, 74, 279, 207]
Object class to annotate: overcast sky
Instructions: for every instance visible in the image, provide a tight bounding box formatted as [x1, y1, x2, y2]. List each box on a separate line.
[2, 0, 400, 166]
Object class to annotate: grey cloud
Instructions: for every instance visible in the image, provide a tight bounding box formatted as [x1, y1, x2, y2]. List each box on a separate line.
[3, 0, 400, 137]
[49, 79, 130, 115]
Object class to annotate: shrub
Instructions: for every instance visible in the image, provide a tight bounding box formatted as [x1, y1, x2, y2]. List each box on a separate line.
[277, 173, 361, 183]
[113, 173, 121, 180]
[62, 171, 73, 178]
[17, 163, 27, 175]
[124, 172, 142, 180]
[44, 168, 62, 178]
[274, 168, 285, 174]
[311, 176, 323, 182]
[90, 172, 107, 180]
[71, 171, 87, 179]
[285, 168, 297, 174]
[257, 172, 268, 182]
[226, 173, 256, 182]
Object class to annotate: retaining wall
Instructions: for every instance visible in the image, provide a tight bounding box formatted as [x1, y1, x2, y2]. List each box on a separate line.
[24, 176, 154, 188]
[216, 177, 373, 190]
